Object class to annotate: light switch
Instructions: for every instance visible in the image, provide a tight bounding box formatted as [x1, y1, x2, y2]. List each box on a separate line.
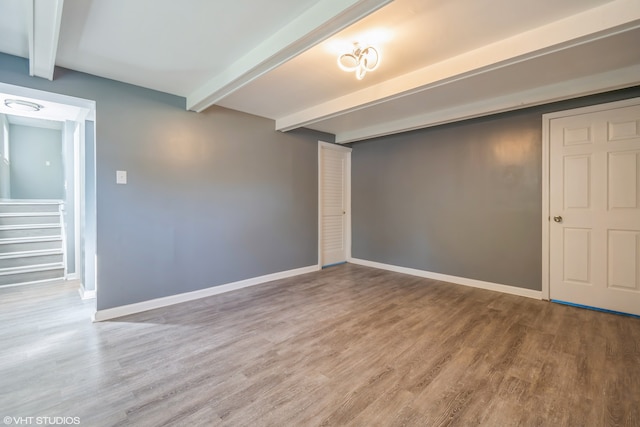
[116, 170, 127, 184]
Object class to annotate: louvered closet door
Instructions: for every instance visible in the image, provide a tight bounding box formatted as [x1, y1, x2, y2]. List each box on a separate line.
[549, 101, 640, 316]
[320, 143, 350, 266]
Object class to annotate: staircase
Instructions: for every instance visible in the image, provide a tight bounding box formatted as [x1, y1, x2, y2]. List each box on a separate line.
[0, 201, 65, 287]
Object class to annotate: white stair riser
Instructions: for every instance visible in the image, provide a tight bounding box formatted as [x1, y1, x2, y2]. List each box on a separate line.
[0, 227, 61, 239]
[0, 240, 62, 253]
[0, 204, 60, 214]
[0, 202, 65, 287]
[0, 216, 60, 226]
[0, 254, 64, 269]
[0, 268, 65, 286]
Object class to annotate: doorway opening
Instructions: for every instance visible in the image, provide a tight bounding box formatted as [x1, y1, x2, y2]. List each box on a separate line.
[318, 141, 352, 268]
[0, 83, 97, 301]
[542, 97, 640, 317]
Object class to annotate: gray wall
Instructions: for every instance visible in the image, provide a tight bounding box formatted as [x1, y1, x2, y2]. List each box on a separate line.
[350, 87, 640, 291]
[0, 53, 318, 310]
[0, 114, 9, 198]
[9, 124, 64, 199]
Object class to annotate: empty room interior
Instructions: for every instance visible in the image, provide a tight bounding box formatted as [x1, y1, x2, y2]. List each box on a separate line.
[1, 0, 639, 425]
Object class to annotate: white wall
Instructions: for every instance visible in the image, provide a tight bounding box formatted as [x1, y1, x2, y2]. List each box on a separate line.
[0, 114, 9, 199]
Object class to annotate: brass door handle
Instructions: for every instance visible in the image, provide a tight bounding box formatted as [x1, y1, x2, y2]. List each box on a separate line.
[553, 216, 563, 223]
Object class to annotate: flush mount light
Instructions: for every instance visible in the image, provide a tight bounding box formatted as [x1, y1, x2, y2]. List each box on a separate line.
[4, 99, 44, 112]
[338, 43, 380, 80]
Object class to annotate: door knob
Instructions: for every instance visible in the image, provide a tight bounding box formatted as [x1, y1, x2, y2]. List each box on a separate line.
[553, 216, 563, 223]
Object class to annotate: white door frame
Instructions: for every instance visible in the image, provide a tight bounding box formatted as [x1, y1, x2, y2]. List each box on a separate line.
[541, 96, 640, 301]
[0, 82, 96, 299]
[318, 141, 352, 268]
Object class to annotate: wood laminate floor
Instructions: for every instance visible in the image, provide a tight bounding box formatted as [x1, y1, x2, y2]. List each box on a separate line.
[1, 264, 639, 426]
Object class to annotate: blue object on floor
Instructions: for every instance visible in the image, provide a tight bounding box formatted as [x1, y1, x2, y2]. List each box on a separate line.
[322, 261, 347, 269]
[551, 300, 640, 319]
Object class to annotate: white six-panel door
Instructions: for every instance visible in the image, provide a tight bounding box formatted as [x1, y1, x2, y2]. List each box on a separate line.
[548, 99, 640, 316]
[319, 142, 351, 267]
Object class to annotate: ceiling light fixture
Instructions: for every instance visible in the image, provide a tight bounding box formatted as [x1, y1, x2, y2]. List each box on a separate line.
[337, 43, 380, 80]
[4, 99, 44, 112]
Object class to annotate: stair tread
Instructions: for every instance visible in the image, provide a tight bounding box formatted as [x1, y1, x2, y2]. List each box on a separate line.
[0, 249, 64, 259]
[0, 224, 60, 230]
[0, 201, 65, 284]
[0, 236, 62, 244]
[0, 201, 62, 204]
[0, 212, 60, 217]
[0, 262, 65, 275]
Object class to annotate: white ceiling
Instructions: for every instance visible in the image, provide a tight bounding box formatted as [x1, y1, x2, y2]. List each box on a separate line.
[0, 0, 638, 142]
[4, 114, 63, 131]
[0, 87, 90, 124]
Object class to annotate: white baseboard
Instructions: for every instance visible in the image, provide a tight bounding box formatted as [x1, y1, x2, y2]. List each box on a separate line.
[78, 286, 96, 300]
[348, 258, 542, 300]
[93, 264, 320, 322]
